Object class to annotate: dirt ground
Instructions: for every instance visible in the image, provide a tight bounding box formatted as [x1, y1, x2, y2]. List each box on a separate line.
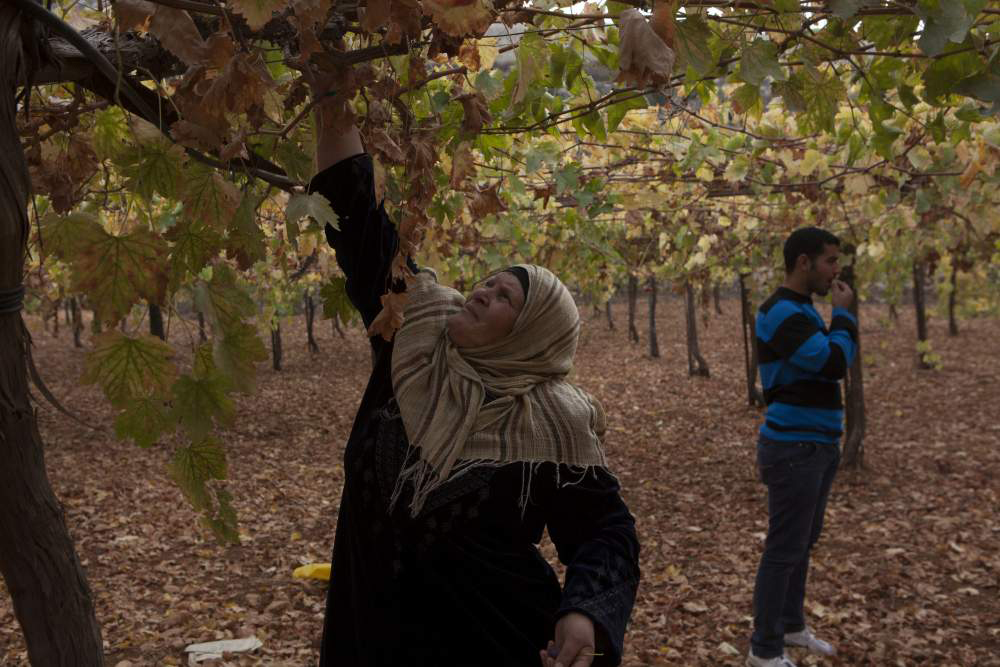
[1, 298, 997, 666]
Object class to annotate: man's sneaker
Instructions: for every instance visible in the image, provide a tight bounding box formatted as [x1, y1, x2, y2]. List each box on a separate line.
[746, 652, 797, 667]
[785, 627, 836, 656]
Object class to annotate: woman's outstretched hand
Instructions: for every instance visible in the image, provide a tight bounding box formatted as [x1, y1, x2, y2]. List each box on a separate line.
[539, 612, 597, 667]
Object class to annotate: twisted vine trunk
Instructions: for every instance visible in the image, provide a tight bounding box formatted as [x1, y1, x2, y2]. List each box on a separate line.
[271, 321, 283, 371]
[913, 260, 931, 369]
[626, 273, 639, 343]
[148, 302, 165, 340]
[647, 277, 659, 359]
[739, 275, 765, 407]
[684, 282, 710, 377]
[304, 291, 320, 355]
[713, 283, 722, 315]
[840, 265, 866, 469]
[605, 298, 614, 331]
[948, 264, 959, 337]
[0, 7, 105, 664]
[70, 296, 83, 348]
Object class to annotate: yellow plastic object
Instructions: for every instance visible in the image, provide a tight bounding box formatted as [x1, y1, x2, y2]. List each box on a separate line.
[293, 563, 331, 581]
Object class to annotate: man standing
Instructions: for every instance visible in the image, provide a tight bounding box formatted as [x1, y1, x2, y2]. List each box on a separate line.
[747, 227, 857, 667]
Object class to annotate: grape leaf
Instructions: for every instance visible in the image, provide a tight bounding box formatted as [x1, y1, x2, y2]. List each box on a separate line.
[38, 211, 106, 262]
[214, 321, 268, 393]
[320, 276, 357, 324]
[228, 0, 289, 30]
[168, 436, 226, 509]
[82, 331, 178, 408]
[166, 218, 225, 289]
[72, 226, 170, 324]
[674, 15, 714, 77]
[286, 192, 338, 231]
[118, 138, 187, 201]
[171, 371, 235, 441]
[114, 396, 174, 448]
[181, 163, 242, 228]
[740, 39, 785, 87]
[225, 193, 267, 270]
[194, 264, 256, 332]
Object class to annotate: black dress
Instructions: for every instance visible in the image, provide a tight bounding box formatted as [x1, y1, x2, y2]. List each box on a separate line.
[310, 154, 640, 667]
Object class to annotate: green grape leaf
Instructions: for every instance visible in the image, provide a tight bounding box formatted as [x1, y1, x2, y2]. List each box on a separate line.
[273, 139, 314, 184]
[181, 163, 242, 228]
[82, 331, 178, 408]
[38, 211, 106, 262]
[286, 192, 338, 231]
[72, 226, 170, 324]
[773, 79, 807, 112]
[118, 137, 187, 201]
[171, 371, 235, 441]
[606, 95, 648, 133]
[320, 276, 358, 325]
[512, 33, 547, 105]
[194, 264, 256, 332]
[114, 396, 174, 448]
[202, 487, 239, 544]
[214, 321, 268, 393]
[675, 16, 714, 77]
[92, 107, 127, 160]
[740, 40, 785, 86]
[226, 192, 267, 270]
[917, 1, 983, 57]
[166, 218, 224, 289]
[798, 66, 845, 133]
[828, 0, 863, 19]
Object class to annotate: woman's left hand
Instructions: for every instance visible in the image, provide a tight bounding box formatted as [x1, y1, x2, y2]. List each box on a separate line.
[538, 612, 596, 667]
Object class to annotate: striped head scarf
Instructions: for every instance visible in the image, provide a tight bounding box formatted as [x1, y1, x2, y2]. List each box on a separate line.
[390, 264, 608, 515]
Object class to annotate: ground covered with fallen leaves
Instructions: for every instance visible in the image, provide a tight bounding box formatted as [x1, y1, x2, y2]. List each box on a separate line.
[1, 298, 998, 666]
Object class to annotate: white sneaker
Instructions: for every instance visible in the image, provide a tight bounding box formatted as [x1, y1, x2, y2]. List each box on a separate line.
[746, 652, 797, 667]
[785, 627, 836, 656]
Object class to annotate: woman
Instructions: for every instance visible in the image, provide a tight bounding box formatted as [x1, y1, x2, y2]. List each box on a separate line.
[309, 116, 640, 667]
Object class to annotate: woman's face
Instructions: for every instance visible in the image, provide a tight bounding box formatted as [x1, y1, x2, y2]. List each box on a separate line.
[447, 271, 526, 348]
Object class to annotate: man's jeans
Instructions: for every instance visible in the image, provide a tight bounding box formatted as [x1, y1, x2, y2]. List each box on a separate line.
[750, 438, 840, 659]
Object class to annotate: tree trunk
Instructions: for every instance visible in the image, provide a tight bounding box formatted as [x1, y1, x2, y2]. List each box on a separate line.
[913, 260, 931, 369]
[626, 273, 639, 343]
[684, 282, 710, 377]
[700, 284, 710, 330]
[71, 297, 83, 348]
[605, 299, 614, 331]
[840, 265, 866, 468]
[888, 303, 898, 323]
[332, 314, 345, 339]
[148, 302, 165, 340]
[51, 298, 60, 337]
[304, 291, 320, 355]
[271, 321, 283, 371]
[64, 297, 72, 325]
[739, 274, 765, 407]
[0, 8, 106, 664]
[647, 277, 659, 358]
[713, 283, 722, 315]
[948, 264, 959, 337]
[197, 310, 207, 342]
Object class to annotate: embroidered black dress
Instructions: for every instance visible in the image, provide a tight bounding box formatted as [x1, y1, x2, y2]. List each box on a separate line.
[310, 154, 640, 667]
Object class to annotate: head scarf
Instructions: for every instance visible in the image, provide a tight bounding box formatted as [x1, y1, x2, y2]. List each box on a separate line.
[390, 264, 607, 514]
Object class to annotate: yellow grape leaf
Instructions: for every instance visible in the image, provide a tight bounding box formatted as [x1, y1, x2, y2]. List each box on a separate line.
[82, 331, 178, 408]
[468, 181, 506, 218]
[450, 141, 476, 189]
[227, 0, 290, 30]
[367, 290, 408, 341]
[422, 0, 493, 38]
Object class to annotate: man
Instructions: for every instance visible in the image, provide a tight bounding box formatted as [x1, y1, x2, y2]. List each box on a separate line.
[747, 227, 857, 667]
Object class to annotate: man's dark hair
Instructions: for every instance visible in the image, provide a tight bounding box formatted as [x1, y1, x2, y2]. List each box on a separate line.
[783, 227, 840, 273]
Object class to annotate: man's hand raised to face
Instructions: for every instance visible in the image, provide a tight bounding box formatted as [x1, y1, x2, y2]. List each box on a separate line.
[830, 279, 854, 309]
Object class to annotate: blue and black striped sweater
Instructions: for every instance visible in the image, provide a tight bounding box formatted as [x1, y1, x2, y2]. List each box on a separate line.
[756, 287, 859, 444]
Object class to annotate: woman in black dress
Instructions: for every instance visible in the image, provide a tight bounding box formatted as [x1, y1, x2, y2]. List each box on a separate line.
[309, 108, 640, 667]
